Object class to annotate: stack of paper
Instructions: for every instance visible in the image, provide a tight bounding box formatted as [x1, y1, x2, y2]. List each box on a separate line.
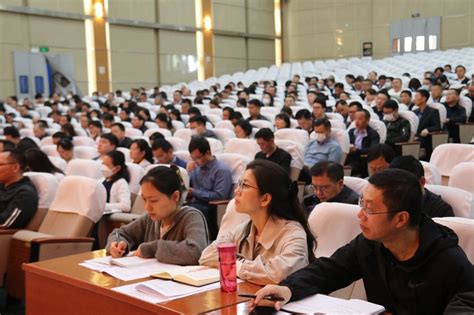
[279, 294, 385, 314]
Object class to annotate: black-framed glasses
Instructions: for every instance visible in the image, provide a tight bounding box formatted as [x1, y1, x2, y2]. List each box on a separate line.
[309, 184, 332, 193]
[358, 197, 397, 216]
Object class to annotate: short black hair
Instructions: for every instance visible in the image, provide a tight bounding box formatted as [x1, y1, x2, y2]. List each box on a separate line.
[358, 108, 371, 120]
[102, 113, 114, 122]
[149, 132, 165, 142]
[151, 138, 173, 152]
[295, 109, 312, 120]
[389, 155, 424, 179]
[310, 161, 344, 182]
[348, 101, 363, 110]
[89, 120, 103, 129]
[313, 118, 331, 129]
[248, 99, 263, 108]
[188, 115, 206, 125]
[3, 149, 26, 171]
[235, 119, 252, 136]
[111, 122, 125, 132]
[368, 169, 422, 227]
[4, 126, 20, 138]
[416, 89, 430, 101]
[313, 96, 327, 108]
[188, 136, 210, 155]
[254, 128, 274, 141]
[401, 90, 412, 98]
[100, 133, 119, 147]
[367, 144, 396, 163]
[383, 99, 399, 111]
[57, 138, 74, 150]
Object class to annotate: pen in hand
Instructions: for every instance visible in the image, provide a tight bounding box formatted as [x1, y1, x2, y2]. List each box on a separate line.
[238, 293, 285, 302]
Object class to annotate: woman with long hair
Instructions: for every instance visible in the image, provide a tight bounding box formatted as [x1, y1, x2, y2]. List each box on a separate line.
[199, 159, 316, 285]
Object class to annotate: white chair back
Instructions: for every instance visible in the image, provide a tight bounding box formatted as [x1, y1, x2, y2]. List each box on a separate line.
[144, 128, 173, 138]
[217, 153, 252, 183]
[249, 119, 274, 131]
[433, 217, 474, 263]
[165, 137, 188, 151]
[174, 129, 192, 146]
[212, 128, 236, 145]
[206, 137, 224, 155]
[425, 184, 473, 218]
[223, 138, 260, 159]
[448, 162, 474, 194]
[216, 199, 250, 239]
[430, 144, 474, 177]
[41, 145, 59, 157]
[72, 136, 96, 147]
[116, 147, 131, 162]
[65, 159, 102, 179]
[343, 176, 368, 196]
[215, 120, 235, 131]
[48, 156, 67, 172]
[125, 162, 145, 194]
[74, 146, 99, 160]
[274, 129, 310, 149]
[125, 128, 143, 137]
[25, 172, 59, 209]
[420, 161, 442, 185]
[274, 139, 305, 170]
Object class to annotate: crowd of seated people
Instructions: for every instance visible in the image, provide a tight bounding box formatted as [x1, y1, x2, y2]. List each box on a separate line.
[0, 60, 473, 313]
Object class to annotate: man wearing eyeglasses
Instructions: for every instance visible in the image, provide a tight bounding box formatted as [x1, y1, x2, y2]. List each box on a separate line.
[0, 149, 38, 229]
[303, 161, 358, 214]
[253, 169, 474, 314]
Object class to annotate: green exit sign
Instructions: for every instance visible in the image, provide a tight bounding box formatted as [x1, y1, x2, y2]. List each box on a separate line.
[39, 46, 49, 53]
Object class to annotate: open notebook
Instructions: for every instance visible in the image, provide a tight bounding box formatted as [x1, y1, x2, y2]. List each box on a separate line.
[151, 266, 220, 287]
[280, 294, 385, 314]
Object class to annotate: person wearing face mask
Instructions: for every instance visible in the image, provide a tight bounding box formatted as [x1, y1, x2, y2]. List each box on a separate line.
[261, 92, 274, 107]
[106, 165, 209, 265]
[188, 115, 218, 139]
[100, 150, 131, 214]
[304, 118, 342, 169]
[382, 100, 410, 151]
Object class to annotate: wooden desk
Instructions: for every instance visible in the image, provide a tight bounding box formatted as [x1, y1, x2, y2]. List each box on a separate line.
[23, 250, 261, 314]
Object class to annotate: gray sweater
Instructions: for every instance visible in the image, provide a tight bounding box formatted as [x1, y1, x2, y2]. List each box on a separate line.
[106, 206, 209, 265]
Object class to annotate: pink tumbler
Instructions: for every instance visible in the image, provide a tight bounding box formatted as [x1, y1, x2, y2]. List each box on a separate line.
[218, 243, 237, 293]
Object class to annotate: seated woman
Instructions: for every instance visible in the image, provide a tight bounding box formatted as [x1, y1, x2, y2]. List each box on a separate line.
[199, 160, 315, 285]
[101, 150, 131, 213]
[24, 148, 65, 181]
[234, 118, 253, 139]
[275, 113, 291, 130]
[155, 113, 176, 134]
[106, 165, 209, 265]
[130, 139, 154, 168]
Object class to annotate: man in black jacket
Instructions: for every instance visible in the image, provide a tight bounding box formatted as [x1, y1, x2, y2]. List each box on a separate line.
[382, 99, 411, 151]
[443, 88, 467, 143]
[390, 155, 454, 217]
[346, 109, 380, 177]
[0, 149, 38, 228]
[253, 169, 474, 314]
[413, 89, 441, 160]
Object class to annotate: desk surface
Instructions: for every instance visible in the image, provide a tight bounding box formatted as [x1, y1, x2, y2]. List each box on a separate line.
[23, 250, 261, 314]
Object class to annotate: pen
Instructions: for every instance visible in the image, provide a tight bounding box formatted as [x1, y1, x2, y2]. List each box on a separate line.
[238, 293, 285, 302]
[115, 230, 121, 244]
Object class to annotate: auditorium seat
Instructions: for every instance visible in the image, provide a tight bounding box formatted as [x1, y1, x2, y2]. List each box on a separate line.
[448, 162, 474, 194]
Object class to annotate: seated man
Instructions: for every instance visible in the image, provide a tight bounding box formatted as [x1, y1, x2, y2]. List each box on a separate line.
[400, 90, 415, 110]
[304, 118, 342, 167]
[311, 98, 328, 121]
[110, 123, 132, 148]
[443, 88, 467, 143]
[254, 128, 292, 174]
[187, 137, 233, 240]
[295, 109, 314, 135]
[255, 169, 474, 314]
[95, 133, 119, 161]
[372, 90, 389, 120]
[188, 115, 218, 139]
[390, 156, 454, 217]
[367, 144, 395, 176]
[3, 126, 21, 146]
[383, 100, 411, 151]
[33, 121, 48, 140]
[151, 138, 187, 168]
[0, 149, 38, 228]
[413, 89, 441, 160]
[246, 99, 269, 121]
[346, 109, 380, 178]
[303, 161, 358, 214]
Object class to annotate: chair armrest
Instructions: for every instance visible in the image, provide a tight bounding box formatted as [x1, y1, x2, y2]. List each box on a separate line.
[31, 237, 95, 245]
[395, 141, 420, 146]
[0, 229, 21, 236]
[209, 200, 231, 206]
[108, 213, 141, 223]
[428, 131, 448, 135]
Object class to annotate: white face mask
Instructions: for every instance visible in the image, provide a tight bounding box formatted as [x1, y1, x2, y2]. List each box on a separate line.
[101, 164, 114, 178]
[262, 98, 271, 106]
[383, 113, 396, 122]
[190, 128, 199, 136]
[315, 132, 327, 143]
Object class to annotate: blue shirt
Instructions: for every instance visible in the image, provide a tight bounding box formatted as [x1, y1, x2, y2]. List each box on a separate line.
[190, 158, 233, 202]
[171, 155, 188, 169]
[304, 137, 342, 167]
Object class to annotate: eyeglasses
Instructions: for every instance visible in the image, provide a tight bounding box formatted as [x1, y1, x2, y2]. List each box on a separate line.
[358, 197, 397, 216]
[0, 162, 15, 167]
[236, 178, 258, 192]
[309, 184, 332, 193]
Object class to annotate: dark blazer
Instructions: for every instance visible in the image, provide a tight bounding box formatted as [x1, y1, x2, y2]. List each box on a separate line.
[414, 106, 441, 135]
[348, 126, 380, 155]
